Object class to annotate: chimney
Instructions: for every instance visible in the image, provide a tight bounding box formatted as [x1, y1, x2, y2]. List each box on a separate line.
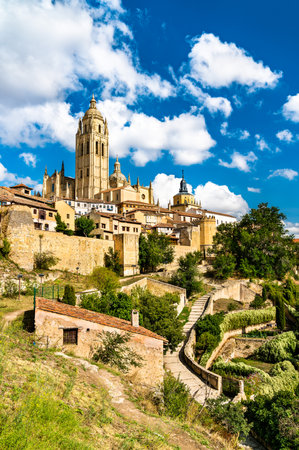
[131, 310, 139, 327]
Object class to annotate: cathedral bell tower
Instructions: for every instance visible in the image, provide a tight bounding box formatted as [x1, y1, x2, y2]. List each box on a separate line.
[75, 95, 109, 199]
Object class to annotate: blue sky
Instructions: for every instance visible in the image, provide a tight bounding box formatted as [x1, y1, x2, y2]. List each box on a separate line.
[0, 0, 298, 235]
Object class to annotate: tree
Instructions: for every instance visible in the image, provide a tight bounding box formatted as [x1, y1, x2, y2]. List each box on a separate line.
[75, 216, 95, 237]
[89, 267, 120, 294]
[34, 251, 59, 270]
[0, 238, 10, 259]
[139, 231, 174, 273]
[276, 293, 286, 330]
[55, 213, 67, 233]
[61, 284, 76, 306]
[170, 251, 203, 297]
[211, 203, 296, 280]
[81, 291, 134, 322]
[104, 247, 122, 275]
[93, 331, 142, 373]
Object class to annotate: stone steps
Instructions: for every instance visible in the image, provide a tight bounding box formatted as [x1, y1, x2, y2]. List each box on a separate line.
[164, 291, 219, 404]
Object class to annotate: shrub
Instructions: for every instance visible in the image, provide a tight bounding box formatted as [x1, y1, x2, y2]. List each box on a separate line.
[250, 294, 265, 309]
[245, 391, 299, 450]
[212, 253, 236, 279]
[255, 331, 296, 363]
[55, 213, 67, 233]
[61, 285, 76, 306]
[256, 360, 299, 397]
[34, 252, 59, 270]
[3, 280, 18, 298]
[212, 358, 268, 379]
[207, 395, 251, 438]
[0, 238, 10, 259]
[162, 372, 190, 419]
[227, 302, 238, 311]
[93, 331, 142, 373]
[221, 307, 276, 333]
[276, 293, 286, 330]
[21, 280, 35, 296]
[104, 247, 122, 275]
[89, 267, 120, 294]
[75, 216, 95, 237]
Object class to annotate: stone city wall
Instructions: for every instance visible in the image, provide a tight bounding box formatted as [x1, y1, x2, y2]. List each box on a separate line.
[35, 308, 164, 388]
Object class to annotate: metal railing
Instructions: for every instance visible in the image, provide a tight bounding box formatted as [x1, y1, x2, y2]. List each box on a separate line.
[33, 285, 66, 309]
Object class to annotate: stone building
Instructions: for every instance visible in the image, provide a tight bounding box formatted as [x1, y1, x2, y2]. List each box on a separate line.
[35, 297, 166, 387]
[42, 96, 154, 206]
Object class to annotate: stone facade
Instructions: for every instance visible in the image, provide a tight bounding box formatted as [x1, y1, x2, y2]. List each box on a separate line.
[35, 298, 165, 388]
[114, 233, 139, 276]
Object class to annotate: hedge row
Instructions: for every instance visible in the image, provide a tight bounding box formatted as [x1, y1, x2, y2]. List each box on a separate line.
[255, 331, 297, 363]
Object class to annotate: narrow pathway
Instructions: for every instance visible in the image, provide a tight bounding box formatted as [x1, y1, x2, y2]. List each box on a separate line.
[164, 293, 219, 403]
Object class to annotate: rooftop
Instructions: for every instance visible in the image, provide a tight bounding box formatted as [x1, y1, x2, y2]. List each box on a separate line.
[36, 297, 167, 342]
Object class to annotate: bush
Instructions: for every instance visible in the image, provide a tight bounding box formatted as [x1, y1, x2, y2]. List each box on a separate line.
[245, 391, 299, 450]
[61, 285, 76, 306]
[89, 267, 120, 294]
[3, 280, 18, 298]
[227, 302, 238, 311]
[21, 280, 35, 296]
[255, 331, 297, 363]
[75, 216, 95, 237]
[0, 238, 10, 259]
[139, 231, 174, 273]
[276, 293, 286, 330]
[250, 294, 265, 309]
[212, 358, 268, 379]
[170, 251, 203, 297]
[207, 395, 251, 438]
[93, 331, 142, 373]
[34, 252, 59, 270]
[162, 372, 190, 419]
[104, 247, 122, 275]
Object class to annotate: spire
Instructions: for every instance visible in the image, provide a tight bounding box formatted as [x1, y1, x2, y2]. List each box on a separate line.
[44, 166, 47, 176]
[137, 177, 140, 186]
[113, 156, 121, 173]
[90, 94, 96, 109]
[61, 161, 64, 174]
[168, 200, 171, 210]
[128, 173, 131, 184]
[179, 169, 189, 194]
[149, 180, 152, 189]
[104, 118, 109, 135]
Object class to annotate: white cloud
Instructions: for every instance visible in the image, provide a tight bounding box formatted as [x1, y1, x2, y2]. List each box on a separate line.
[194, 181, 249, 218]
[220, 122, 250, 140]
[219, 151, 257, 172]
[152, 174, 249, 218]
[276, 129, 293, 142]
[188, 33, 281, 90]
[0, 0, 174, 148]
[19, 152, 37, 168]
[99, 100, 216, 166]
[179, 76, 232, 117]
[268, 169, 298, 181]
[247, 187, 261, 193]
[152, 173, 192, 206]
[282, 94, 299, 122]
[255, 134, 270, 151]
[0, 102, 77, 149]
[284, 221, 299, 239]
[0, 162, 41, 188]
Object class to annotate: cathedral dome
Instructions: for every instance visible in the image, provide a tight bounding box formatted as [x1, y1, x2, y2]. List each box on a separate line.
[83, 94, 103, 120]
[109, 157, 127, 188]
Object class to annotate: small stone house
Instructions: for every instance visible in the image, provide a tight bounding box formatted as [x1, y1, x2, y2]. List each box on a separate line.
[35, 298, 166, 387]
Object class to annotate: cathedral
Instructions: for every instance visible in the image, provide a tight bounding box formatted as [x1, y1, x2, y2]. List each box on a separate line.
[42, 95, 154, 205]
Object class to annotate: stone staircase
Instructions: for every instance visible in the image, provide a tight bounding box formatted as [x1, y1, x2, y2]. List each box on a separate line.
[164, 293, 219, 403]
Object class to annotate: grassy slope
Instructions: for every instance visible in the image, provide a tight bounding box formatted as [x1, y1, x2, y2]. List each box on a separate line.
[0, 297, 235, 450]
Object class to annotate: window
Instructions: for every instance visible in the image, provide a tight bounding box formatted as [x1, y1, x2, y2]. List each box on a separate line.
[63, 328, 78, 345]
[105, 235, 109, 240]
[96, 141, 98, 154]
[77, 203, 80, 207]
[49, 212, 53, 217]
[81, 143, 83, 156]
[116, 194, 119, 201]
[101, 223, 106, 229]
[80, 170, 82, 179]
[67, 223, 70, 228]
[84, 204, 87, 207]
[99, 125, 101, 133]
[33, 209, 37, 214]
[96, 223, 99, 229]
[84, 125, 87, 133]
[102, 143, 104, 156]
[25, 189, 29, 194]
[52, 183, 55, 193]
[114, 225, 117, 230]
[126, 227, 130, 232]
[44, 224, 49, 230]
[122, 226, 125, 231]
[86, 168, 89, 177]
[86, 141, 89, 154]
[67, 214, 70, 219]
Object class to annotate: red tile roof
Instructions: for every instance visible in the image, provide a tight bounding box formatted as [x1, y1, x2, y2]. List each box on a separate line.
[36, 298, 167, 342]
[10, 183, 33, 190]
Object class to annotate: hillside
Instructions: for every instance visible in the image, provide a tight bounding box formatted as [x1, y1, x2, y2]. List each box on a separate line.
[0, 308, 237, 450]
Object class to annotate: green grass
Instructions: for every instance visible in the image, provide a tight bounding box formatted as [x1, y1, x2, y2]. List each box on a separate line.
[232, 357, 274, 373]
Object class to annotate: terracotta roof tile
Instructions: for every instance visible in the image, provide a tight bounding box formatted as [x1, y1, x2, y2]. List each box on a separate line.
[36, 298, 167, 342]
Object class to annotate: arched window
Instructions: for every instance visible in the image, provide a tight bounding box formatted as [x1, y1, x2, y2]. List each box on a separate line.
[84, 125, 87, 133]
[96, 142, 98, 154]
[81, 143, 83, 156]
[86, 168, 89, 177]
[99, 125, 101, 133]
[86, 141, 90, 154]
[102, 143, 104, 156]
[80, 170, 82, 179]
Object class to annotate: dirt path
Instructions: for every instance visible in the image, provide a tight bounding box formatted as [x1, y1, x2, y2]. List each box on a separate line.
[2, 309, 26, 328]
[55, 352, 207, 450]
